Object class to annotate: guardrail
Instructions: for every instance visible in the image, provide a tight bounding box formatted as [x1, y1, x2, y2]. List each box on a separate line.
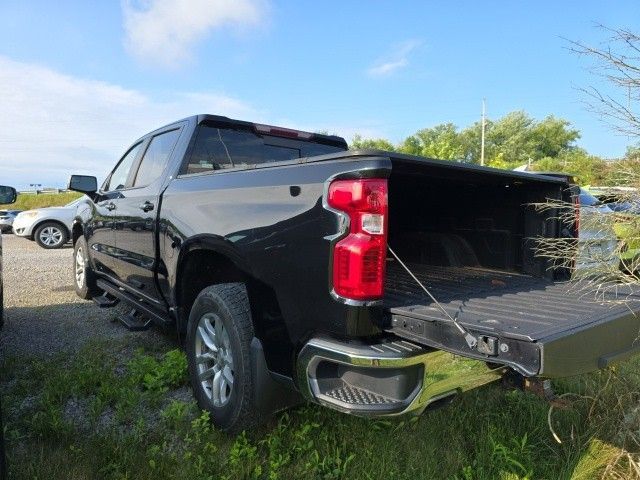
[17, 189, 71, 195]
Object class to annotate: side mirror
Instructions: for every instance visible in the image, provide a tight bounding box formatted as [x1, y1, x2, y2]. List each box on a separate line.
[68, 175, 97, 194]
[0, 186, 17, 204]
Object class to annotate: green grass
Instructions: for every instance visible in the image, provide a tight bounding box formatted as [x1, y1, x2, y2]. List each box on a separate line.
[2, 337, 639, 480]
[0, 191, 82, 210]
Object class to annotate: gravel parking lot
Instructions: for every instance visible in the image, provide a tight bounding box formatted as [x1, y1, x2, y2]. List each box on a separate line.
[1, 234, 170, 358]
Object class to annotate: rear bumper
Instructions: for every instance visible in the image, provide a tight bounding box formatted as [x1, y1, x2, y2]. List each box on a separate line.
[296, 336, 506, 417]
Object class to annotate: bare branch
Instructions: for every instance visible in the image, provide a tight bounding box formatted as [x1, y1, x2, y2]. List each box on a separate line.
[565, 25, 640, 138]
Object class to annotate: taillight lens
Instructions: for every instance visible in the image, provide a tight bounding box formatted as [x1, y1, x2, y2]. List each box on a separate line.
[327, 179, 388, 300]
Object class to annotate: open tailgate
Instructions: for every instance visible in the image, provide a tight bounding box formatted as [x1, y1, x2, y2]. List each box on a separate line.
[384, 262, 640, 378]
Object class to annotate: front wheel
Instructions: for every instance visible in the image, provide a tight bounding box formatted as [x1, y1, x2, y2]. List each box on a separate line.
[186, 283, 256, 433]
[73, 236, 99, 299]
[34, 222, 68, 249]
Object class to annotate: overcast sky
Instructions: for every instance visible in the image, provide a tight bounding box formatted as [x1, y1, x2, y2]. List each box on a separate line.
[0, 1, 638, 189]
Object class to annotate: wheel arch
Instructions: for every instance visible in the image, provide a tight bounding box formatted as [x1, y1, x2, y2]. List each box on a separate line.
[33, 218, 71, 238]
[71, 218, 84, 245]
[32, 219, 71, 246]
[175, 236, 292, 376]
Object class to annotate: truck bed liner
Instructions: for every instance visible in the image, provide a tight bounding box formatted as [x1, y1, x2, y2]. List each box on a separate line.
[384, 261, 640, 343]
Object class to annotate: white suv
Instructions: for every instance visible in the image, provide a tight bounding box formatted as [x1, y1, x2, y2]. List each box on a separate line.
[13, 198, 82, 249]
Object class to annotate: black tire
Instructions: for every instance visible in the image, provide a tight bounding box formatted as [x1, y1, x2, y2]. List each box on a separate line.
[34, 221, 68, 249]
[73, 236, 99, 299]
[0, 284, 4, 330]
[186, 283, 256, 433]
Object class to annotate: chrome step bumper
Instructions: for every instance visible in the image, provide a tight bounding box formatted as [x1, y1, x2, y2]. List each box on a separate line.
[297, 336, 507, 417]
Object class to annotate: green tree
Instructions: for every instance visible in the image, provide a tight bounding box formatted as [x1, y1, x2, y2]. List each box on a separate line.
[462, 111, 580, 167]
[350, 111, 581, 169]
[350, 134, 395, 151]
[532, 148, 607, 185]
[485, 111, 535, 166]
[530, 115, 580, 159]
[399, 123, 466, 160]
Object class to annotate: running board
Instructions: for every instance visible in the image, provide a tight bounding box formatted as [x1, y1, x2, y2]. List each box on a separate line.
[96, 279, 173, 328]
[93, 292, 120, 308]
[117, 308, 152, 331]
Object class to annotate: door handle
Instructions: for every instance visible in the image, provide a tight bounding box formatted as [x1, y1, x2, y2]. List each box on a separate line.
[139, 201, 154, 212]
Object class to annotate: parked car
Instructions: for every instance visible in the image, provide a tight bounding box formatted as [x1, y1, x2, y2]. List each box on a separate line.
[12, 198, 82, 249]
[591, 187, 640, 272]
[0, 210, 21, 233]
[0, 184, 16, 478]
[69, 115, 640, 432]
[518, 173, 619, 275]
[575, 187, 619, 274]
[0, 186, 17, 325]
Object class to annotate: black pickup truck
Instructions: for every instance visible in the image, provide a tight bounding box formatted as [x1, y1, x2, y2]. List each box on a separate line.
[68, 115, 640, 432]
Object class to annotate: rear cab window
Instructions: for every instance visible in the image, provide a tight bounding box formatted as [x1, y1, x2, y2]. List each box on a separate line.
[133, 129, 181, 187]
[181, 123, 347, 175]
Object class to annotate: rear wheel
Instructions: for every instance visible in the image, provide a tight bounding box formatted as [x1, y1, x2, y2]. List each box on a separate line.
[0, 283, 4, 329]
[34, 222, 68, 249]
[186, 283, 256, 433]
[73, 236, 99, 299]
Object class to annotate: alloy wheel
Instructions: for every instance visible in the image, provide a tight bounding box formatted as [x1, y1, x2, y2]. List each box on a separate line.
[194, 312, 235, 407]
[75, 247, 85, 288]
[39, 226, 63, 247]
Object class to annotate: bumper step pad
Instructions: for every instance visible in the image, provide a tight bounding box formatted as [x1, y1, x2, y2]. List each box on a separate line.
[298, 337, 505, 417]
[325, 383, 395, 406]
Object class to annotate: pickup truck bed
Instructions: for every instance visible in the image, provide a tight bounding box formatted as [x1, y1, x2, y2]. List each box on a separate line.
[385, 261, 640, 377]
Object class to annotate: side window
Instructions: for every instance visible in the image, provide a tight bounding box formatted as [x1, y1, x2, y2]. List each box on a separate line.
[184, 126, 262, 174]
[133, 129, 181, 187]
[105, 143, 142, 191]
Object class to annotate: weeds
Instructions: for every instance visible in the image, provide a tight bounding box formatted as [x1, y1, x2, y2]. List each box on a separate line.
[1, 338, 640, 479]
[128, 348, 188, 394]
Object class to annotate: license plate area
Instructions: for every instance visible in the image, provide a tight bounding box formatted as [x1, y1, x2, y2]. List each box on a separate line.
[389, 314, 542, 376]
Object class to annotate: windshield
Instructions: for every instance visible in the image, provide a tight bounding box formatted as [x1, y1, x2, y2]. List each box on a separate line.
[579, 189, 601, 207]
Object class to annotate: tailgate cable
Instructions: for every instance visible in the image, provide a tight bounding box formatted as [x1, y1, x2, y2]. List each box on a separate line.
[388, 246, 478, 349]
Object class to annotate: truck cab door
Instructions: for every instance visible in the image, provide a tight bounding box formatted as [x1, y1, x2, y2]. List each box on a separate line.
[109, 127, 183, 307]
[88, 142, 144, 277]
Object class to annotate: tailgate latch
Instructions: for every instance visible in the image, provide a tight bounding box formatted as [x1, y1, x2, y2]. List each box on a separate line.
[476, 336, 499, 356]
[388, 246, 479, 350]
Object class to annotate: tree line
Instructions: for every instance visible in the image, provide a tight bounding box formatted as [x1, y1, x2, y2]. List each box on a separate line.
[350, 110, 638, 186]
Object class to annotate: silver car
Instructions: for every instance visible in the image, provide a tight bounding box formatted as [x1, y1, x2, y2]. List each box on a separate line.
[12, 198, 82, 249]
[518, 171, 619, 275]
[0, 210, 21, 233]
[575, 188, 619, 275]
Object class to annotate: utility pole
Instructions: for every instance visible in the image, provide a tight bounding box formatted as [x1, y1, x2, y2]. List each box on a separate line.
[480, 98, 486, 166]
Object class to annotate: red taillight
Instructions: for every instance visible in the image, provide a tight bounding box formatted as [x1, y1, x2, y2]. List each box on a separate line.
[327, 179, 388, 300]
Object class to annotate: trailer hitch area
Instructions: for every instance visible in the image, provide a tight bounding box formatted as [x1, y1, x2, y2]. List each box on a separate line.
[524, 378, 556, 401]
[501, 374, 573, 408]
[501, 372, 555, 400]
